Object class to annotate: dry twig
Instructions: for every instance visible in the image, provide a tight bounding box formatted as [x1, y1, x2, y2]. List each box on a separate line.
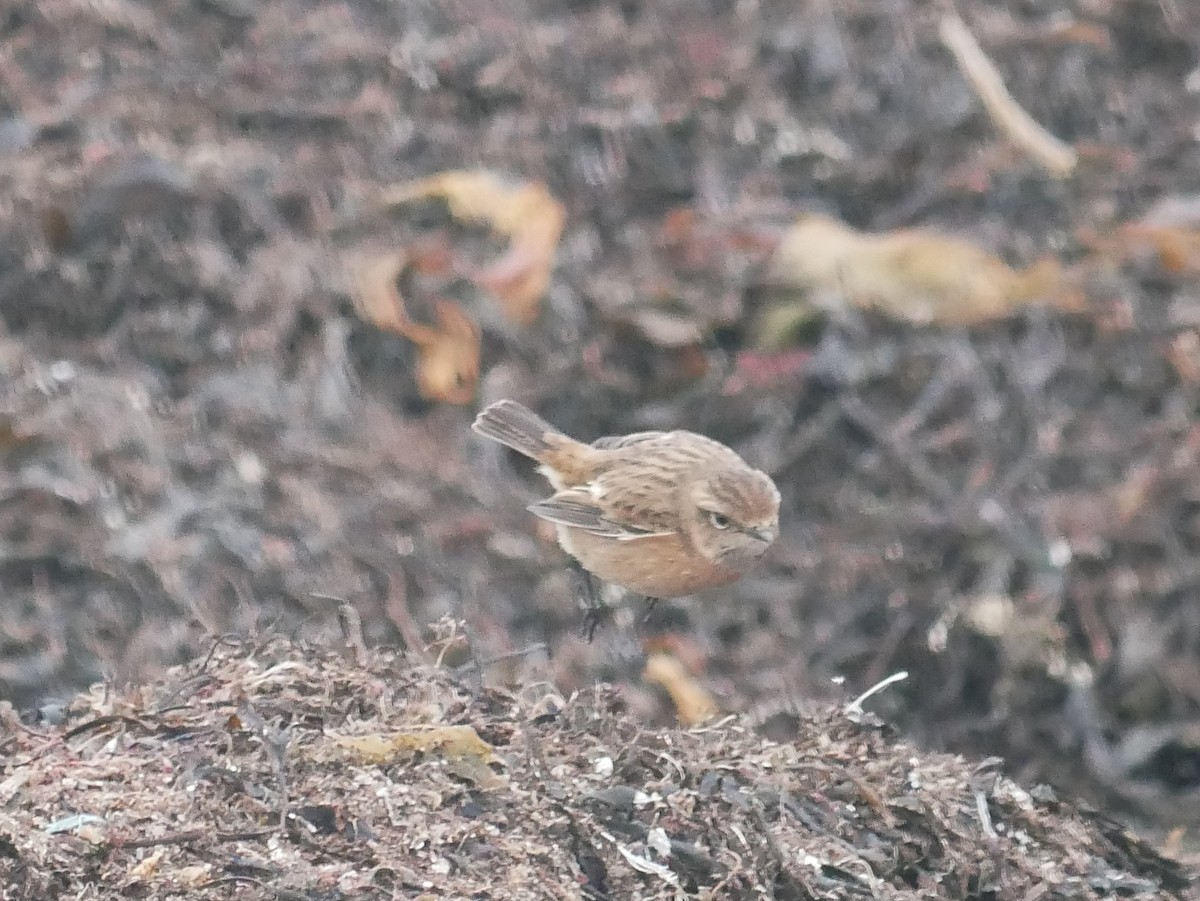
[939, 14, 1077, 176]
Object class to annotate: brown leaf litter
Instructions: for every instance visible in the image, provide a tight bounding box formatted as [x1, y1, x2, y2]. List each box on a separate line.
[345, 248, 482, 405]
[378, 170, 566, 326]
[0, 638, 1190, 899]
[759, 213, 1084, 332]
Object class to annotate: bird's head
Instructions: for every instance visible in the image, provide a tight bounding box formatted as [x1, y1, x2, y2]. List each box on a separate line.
[682, 467, 780, 566]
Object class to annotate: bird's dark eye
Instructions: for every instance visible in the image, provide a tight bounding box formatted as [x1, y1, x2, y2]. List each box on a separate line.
[707, 511, 731, 530]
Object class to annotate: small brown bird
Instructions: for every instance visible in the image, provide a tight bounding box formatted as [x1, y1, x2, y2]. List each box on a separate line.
[472, 400, 780, 610]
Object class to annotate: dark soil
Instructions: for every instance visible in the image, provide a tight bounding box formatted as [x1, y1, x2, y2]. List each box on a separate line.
[2, 0, 1200, 870]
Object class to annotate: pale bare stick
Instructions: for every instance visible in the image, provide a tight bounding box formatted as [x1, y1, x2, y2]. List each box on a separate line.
[939, 13, 1077, 177]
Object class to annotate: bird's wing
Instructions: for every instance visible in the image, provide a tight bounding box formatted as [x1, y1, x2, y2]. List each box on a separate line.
[528, 488, 676, 541]
[590, 431, 668, 450]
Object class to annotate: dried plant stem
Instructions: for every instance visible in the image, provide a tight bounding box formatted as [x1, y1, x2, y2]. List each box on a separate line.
[939, 14, 1077, 176]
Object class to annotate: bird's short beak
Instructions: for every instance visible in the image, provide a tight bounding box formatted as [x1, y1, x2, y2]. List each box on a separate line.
[748, 526, 777, 544]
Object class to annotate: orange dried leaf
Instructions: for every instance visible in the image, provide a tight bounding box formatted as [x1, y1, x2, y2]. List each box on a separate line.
[346, 248, 409, 333]
[125, 849, 165, 882]
[642, 652, 719, 726]
[417, 298, 481, 406]
[764, 214, 1083, 326]
[379, 170, 565, 325]
[344, 249, 480, 405]
[641, 633, 708, 675]
[1120, 225, 1200, 274]
[1079, 195, 1200, 275]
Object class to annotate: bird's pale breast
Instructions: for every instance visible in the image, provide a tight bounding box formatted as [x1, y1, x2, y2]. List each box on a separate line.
[555, 525, 746, 598]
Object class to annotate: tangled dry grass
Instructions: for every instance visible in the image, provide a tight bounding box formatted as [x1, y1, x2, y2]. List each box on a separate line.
[0, 637, 1191, 899]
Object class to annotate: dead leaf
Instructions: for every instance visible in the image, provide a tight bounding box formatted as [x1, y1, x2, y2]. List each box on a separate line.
[332, 725, 506, 789]
[345, 249, 481, 404]
[176, 865, 214, 887]
[1160, 825, 1188, 861]
[125, 848, 165, 882]
[1166, 330, 1200, 384]
[642, 652, 719, 726]
[379, 171, 565, 325]
[1075, 194, 1200, 275]
[1109, 227, 1200, 274]
[762, 213, 1083, 327]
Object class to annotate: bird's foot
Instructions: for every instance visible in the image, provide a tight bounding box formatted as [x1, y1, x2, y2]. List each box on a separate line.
[568, 561, 608, 642]
[638, 596, 661, 626]
[581, 606, 610, 643]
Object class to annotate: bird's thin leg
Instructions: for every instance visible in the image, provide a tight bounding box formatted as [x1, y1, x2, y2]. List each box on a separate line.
[567, 560, 608, 642]
[582, 608, 605, 643]
[567, 559, 601, 609]
[639, 597, 661, 625]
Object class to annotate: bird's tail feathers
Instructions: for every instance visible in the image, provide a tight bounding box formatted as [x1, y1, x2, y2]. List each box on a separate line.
[472, 399, 562, 461]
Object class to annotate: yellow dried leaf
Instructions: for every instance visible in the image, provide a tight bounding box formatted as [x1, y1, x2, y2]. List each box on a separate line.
[77, 824, 107, 844]
[764, 214, 1082, 327]
[345, 249, 480, 405]
[643, 652, 719, 726]
[380, 171, 564, 325]
[334, 733, 396, 761]
[126, 848, 165, 882]
[176, 865, 214, 887]
[332, 725, 505, 789]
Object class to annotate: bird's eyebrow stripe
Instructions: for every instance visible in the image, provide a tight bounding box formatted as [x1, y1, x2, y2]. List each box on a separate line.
[707, 473, 750, 505]
[706, 470, 780, 509]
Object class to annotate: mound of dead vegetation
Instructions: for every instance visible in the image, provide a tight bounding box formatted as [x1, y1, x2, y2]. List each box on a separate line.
[0, 637, 1192, 900]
